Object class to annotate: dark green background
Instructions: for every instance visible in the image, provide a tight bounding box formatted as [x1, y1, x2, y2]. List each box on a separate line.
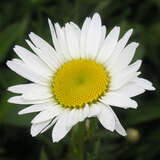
[0, 0, 159, 160]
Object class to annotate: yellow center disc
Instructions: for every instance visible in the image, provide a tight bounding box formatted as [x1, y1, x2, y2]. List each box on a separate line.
[52, 59, 110, 108]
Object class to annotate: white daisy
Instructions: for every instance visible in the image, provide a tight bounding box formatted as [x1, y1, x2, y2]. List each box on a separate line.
[7, 13, 155, 142]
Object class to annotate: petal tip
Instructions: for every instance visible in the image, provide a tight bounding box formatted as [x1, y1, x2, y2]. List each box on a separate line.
[25, 39, 29, 43]
[18, 110, 23, 115]
[29, 32, 34, 38]
[92, 12, 101, 23]
[48, 18, 51, 23]
[120, 131, 127, 136]
[8, 97, 14, 103]
[134, 42, 139, 48]
[30, 131, 37, 137]
[7, 86, 12, 92]
[52, 136, 60, 143]
[92, 12, 100, 18]
[124, 133, 127, 136]
[132, 102, 138, 109]
[6, 60, 11, 67]
[48, 18, 53, 27]
[129, 28, 133, 33]
[150, 86, 156, 91]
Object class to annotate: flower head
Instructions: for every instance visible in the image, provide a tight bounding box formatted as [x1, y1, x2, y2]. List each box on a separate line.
[7, 13, 155, 142]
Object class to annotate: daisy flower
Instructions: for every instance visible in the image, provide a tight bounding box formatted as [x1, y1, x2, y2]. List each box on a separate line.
[7, 13, 155, 142]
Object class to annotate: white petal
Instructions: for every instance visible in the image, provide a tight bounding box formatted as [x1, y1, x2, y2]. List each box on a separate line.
[77, 108, 86, 122]
[107, 106, 126, 136]
[98, 25, 107, 50]
[25, 40, 57, 72]
[80, 17, 91, 58]
[96, 26, 120, 63]
[7, 59, 49, 85]
[83, 104, 90, 117]
[114, 82, 145, 97]
[100, 92, 138, 109]
[133, 78, 155, 90]
[54, 23, 72, 60]
[8, 83, 52, 100]
[31, 106, 63, 123]
[67, 109, 79, 128]
[128, 60, 142, 72]
[107, 29, 133, 69]
[70, 22, 81, 33]
[18, 102, 56, 115]
[31, 120, 52, 137]
[8, 96, 52, 105]
[66, 106, 91, 128]
[13, 45, 53, 77]
[88, 103, 101, 118]
[65, 23, 80, 59]
[48, 19, 66, 63]
[29, 32, 61, 69]
[48, 19, 55, 44]
[110, 65, 140, 90]
[8, 83, 46, 94]
[86, 13, 102, 59]
[8, 84, 28, 93]
[29, 32, 53, 51]
[48, 19, 61, 52]
[22, 85, 52, 100]
[115, 117, 127, 136]
[110, 60, 142, 91]
[111, 42, 139, 73]
[97, 103, 115, 132]
[41, 118, 57, 133]
[52, 113, 71, 142]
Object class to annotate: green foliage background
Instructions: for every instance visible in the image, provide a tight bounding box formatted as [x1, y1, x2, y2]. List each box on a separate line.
[0, 0, 159, 159]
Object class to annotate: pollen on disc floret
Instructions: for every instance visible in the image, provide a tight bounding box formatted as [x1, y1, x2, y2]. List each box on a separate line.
[52, 59, 110, 108]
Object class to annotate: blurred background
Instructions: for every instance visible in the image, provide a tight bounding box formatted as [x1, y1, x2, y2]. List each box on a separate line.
[0, 0, 159, 159]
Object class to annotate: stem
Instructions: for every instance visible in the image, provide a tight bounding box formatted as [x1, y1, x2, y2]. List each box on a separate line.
[67, 122, 85, 160]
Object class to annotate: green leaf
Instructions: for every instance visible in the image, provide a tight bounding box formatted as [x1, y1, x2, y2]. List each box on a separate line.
[132, 45, 145, 62]
[40, 149, 48, 160]
[0, 68, 30, 126]
[127, 101, 160, 125]
[0, 91, 14, 122]
[3, 101, 36, 127]
[69, 122, 86, 160]
[0, 85, 35, 127]
[0, 90, 35, 127]
[0, 23, 21, 62]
